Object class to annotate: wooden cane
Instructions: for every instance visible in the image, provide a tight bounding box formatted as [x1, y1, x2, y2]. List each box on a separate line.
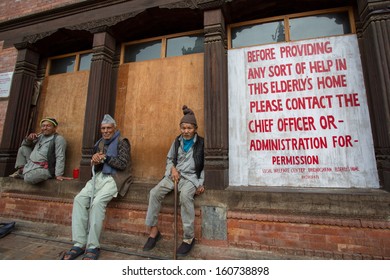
[173, 179, 178, 260]
[87, 165, 96, 233]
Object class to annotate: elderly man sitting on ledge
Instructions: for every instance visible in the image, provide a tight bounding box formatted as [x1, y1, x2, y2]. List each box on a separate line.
[9, 117, 69, 184]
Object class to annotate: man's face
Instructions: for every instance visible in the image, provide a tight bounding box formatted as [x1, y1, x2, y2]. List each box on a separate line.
[180, 123, 197, 140]
[101, 123, 116, 140]
[40, 121, 57, 136]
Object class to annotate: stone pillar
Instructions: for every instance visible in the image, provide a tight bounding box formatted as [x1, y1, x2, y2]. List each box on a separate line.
[79, 28, 116, 182]
[202, 6, 229, 189]
[0, 43, 39, 176]
[357, 0, 390, 190]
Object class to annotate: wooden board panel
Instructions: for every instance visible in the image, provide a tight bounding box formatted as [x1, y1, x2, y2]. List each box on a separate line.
[35, 71, 89, 177]
[0, 100, 8, 142]
[116, 53, 204, 183]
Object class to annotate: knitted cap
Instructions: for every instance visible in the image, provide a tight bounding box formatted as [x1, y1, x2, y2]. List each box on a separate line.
[101, 114, 116, 126]
[180, 105, 197, 126]
[40, 117, 58, 127]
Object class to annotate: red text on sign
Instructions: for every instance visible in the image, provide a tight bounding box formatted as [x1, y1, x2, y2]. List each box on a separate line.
[277, 117, 316, 132]
[335, 93, 360, 107]
[248, 119, 273, 133]
[247, 48, 276, 62]
[249, 99, 283, 113]
[332, 135, 353, 147]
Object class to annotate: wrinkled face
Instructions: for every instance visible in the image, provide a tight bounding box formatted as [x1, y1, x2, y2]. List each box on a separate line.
[40, 121, 57, 136]
[180, 122, 197, 140]
[101, 123, 116, 140]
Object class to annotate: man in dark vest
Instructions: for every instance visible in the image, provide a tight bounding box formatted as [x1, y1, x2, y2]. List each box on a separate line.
[143, 105, 205, 257]
[9, 117, 68, 184]
[62, 114, 132, 260]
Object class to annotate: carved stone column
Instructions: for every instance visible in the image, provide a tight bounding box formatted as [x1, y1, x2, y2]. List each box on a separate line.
[0, 43, 39, 176]
[357, 0, 390, 190]
[202, 7, 229, 189]
[79, 28, 116, 182]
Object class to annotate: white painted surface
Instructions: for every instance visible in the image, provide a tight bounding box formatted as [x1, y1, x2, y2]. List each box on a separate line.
[0, 72, 13, 98]
[228, 35, 379, 188]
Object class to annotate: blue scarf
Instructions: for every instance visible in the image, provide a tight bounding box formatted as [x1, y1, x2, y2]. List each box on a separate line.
[95, 130, 120, 174]
[183, 137, 195, 152]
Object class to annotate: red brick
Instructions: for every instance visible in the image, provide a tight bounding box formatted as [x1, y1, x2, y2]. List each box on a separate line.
[3, 192, 390, 259]
[0, 0, 83, 22]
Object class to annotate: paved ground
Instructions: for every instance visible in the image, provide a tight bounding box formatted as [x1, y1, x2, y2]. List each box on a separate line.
[0, 218, 324, 260]
[2, 231, 387, 280]
[0, 218, 174, 260]
[0, 231, 163, 260]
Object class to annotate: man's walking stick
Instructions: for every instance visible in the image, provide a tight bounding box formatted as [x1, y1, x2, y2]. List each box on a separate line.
[173, 179, 178, 260]
[88, 165, 96, 232]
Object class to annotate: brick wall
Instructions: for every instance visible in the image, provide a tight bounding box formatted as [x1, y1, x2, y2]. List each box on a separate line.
[0, 192, 202, 243]
[228, 213, 390, 259]
[0, 0, 83, 22]
[0, 41, 16, 73]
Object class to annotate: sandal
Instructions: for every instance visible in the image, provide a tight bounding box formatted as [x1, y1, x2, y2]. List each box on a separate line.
[61, 246, 85, 260]
[82, 248, 100, 260]
[9, 169, 23, 179]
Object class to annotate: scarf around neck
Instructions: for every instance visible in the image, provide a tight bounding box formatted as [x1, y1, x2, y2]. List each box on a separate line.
[183, 136, 195, 152]
[95, 130, 120, 174]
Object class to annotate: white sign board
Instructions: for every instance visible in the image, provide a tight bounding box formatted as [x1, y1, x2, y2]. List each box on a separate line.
[228, 35, 379, 188]
[0, 72, 13, 98]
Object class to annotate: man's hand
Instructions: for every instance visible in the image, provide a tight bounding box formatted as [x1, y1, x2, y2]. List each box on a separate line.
[56, 176, 73, 181]
[91, 152, 106, 165]
[26, 132, 41, 141]
[195, 185, 205, 195]
[171, 166, 180, 183]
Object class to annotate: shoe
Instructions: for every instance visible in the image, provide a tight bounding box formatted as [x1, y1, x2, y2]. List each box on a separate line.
[143, 231, 162, 251]
[0, 222, 16, 238]
[176, 238, 195, 257]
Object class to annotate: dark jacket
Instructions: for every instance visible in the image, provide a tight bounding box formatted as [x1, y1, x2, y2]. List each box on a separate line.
[173, 134, 204, 178]
[96, 136, 132, 197]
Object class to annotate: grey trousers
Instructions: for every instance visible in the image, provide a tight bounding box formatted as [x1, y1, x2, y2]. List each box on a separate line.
[145, 176, 196, 240]
[16, 145, 51, 184]
[72, 172, 118, 249]
[15, 145, 31, 169]
[23, 164, 51, 184]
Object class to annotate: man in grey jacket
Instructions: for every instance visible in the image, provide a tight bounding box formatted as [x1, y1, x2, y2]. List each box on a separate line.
[9, 117, 68, 184]
[143, 105, 205, 257]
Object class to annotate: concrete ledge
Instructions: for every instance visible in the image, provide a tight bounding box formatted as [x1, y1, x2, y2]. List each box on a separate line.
[215, 186, 390, 219]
